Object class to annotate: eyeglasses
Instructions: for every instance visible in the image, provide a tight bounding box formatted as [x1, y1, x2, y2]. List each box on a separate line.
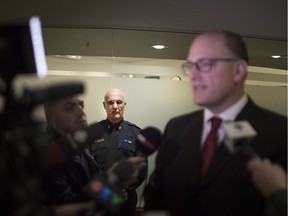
[105, 100, 124, 106]
[181, 58, 238, 75]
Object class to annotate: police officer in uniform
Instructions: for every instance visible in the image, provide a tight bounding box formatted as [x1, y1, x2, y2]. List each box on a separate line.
[88, 88, 148, 216]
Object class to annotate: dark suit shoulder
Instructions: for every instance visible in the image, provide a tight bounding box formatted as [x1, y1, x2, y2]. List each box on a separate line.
[167, 110, 203, 125]
[163, 110, 203, 142]
[240, 99, 287, 167]
[240, 99, 287, 126]
[88, 120, 106, 127]
[255, 104, 286, 122]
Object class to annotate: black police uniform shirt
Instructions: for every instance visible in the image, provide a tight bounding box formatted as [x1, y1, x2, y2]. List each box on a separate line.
[88, 119, 147, 190]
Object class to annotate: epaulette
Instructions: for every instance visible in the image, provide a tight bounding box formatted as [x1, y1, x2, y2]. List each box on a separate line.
[124, 120, 141, 130]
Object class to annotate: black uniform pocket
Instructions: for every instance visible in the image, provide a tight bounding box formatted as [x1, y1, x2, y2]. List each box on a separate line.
[90, 142, 107, 168]
[119, 136, 137, 157]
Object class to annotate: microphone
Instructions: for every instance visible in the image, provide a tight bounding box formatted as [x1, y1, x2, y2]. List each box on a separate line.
[136, 127, 163, 156]
[109, 160, 135, 188]
[223, 120, 260, 160]
[21, 81, 84, 107]
[83, 161, 135, 213]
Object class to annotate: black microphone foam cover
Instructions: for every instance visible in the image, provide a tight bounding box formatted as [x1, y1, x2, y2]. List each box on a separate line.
[22, 82, 84, 106]
[136, 127, 162, 155]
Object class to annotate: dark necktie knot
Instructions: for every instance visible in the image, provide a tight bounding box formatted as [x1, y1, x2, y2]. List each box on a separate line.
[210, 116, 222, 131]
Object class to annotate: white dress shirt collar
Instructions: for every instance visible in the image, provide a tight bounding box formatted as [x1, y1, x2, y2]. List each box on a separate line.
[201, 95, 249, 146]
[204, 94, 249, 123]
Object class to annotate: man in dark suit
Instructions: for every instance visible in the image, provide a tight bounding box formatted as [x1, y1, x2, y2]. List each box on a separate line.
[144, 31, 287, 216]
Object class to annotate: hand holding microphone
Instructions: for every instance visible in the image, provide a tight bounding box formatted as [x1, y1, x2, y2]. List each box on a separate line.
[83, 160, 139, 213]
[120, 156, 147, 190]
[222, 120, 287, 201]
[126, 156, 147, 170]
[105, 158, 146, 190]
[247, 158, 287, 198]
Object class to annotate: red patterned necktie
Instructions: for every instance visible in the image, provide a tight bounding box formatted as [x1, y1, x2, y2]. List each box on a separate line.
[201, 117, 222, 176]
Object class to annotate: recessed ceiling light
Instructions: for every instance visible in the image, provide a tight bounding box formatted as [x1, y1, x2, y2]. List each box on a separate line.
[271, 55, 281, 58]
[151, 44, 168, 50]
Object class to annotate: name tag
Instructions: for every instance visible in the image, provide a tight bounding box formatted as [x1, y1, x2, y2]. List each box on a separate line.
[95, 138, 104, 143]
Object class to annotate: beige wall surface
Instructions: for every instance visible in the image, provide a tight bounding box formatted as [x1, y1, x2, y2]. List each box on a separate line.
[14, 74, 287, 123]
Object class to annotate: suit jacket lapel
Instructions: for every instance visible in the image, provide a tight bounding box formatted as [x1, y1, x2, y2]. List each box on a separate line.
[185, 113, 203, 185]
[175, 111, 205, 193]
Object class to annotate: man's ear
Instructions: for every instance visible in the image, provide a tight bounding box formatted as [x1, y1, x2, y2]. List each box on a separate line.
[234, 60, 248, 83]
[103, 101, 106, 109]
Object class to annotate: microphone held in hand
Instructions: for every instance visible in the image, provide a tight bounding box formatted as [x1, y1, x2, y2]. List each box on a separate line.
[136, 127, 163, 156]
[83, 161, 135, 213]
[109, 160, 135, 188]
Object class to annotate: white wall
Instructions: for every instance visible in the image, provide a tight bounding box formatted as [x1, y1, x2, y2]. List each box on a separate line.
[14, 74, 287, 126]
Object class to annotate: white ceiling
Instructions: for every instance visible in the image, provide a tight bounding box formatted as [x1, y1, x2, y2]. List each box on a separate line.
[2, 0, 287, 39]
[1, 0, 287, 85]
